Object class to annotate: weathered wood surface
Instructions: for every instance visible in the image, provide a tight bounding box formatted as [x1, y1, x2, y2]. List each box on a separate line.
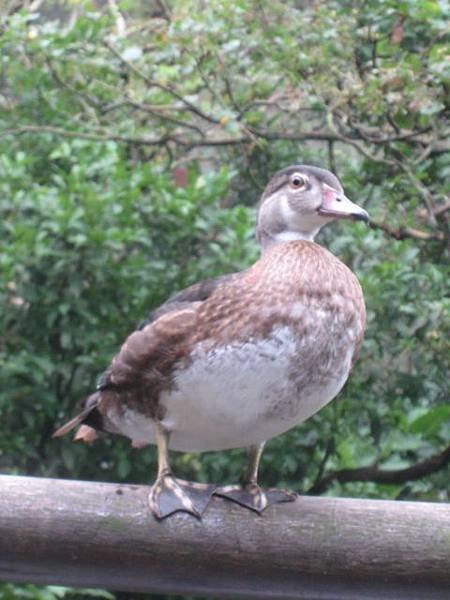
[0, 475, 449, 599]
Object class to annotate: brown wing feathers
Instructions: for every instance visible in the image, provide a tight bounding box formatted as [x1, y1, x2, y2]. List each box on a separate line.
[53, 303, 201, 440]
[53, 273, 228, 440]
[142, 273, 233, 327]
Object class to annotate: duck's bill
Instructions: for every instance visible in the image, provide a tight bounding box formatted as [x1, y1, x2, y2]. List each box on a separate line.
[318, 187, 369, 223]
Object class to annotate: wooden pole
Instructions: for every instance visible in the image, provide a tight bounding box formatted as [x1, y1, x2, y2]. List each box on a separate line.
[1, 475, 449, 599]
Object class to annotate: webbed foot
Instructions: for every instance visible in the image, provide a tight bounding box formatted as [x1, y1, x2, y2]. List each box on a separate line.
[215, 483, 297, 514]
[149, 474, 216, 519]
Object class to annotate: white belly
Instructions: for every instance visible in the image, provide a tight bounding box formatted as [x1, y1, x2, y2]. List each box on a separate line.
[115, 325, 354, 452]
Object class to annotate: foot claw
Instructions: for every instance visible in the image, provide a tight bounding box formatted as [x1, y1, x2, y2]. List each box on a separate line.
[215, 483, 297, 513]
[149, 475, 216, 519]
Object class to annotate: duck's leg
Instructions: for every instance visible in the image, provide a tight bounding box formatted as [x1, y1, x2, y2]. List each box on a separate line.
[215, 442, 297, 513]
[148, 421, 216, 519]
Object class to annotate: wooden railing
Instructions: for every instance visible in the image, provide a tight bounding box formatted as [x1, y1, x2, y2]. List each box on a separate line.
[1, 475, 449, 599]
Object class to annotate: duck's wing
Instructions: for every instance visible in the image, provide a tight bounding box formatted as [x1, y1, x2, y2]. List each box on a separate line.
[97, 272, 236, 391]
[53, 272, 236, 439]
[141, 274, 236, 327]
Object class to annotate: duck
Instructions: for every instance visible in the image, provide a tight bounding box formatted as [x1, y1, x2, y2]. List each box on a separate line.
[54, 164, 369, 519]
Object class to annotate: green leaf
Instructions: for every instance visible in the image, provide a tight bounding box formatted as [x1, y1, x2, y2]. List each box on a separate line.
[409, 405, 450, 436]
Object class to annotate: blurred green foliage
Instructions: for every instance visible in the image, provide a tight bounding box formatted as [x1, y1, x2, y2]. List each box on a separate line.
[0, 0, 449, 598]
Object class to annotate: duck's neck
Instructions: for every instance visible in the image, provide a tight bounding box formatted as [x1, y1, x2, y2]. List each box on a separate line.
[257, 227, 319, 253]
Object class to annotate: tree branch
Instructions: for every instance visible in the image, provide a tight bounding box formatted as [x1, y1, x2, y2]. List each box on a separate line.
[3, 124, 447, 178]
[153, 0, 171, 21]
[346, 118, 432, 145]
[369, 220, 445, 242]
[397, 162, 437, 224]
[308, 444, 450, 495]
[252, 126, 398, 166]
[126, 99, 206, 135]
[434, 200, 450, 217]
[0, 125, 171, 146]
[104, 41, 220, 125]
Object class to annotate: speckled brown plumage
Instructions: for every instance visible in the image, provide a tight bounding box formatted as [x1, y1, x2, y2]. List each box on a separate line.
[55, 240, 365, 440]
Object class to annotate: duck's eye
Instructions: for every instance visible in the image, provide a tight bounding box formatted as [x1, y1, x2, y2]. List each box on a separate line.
[290, 174, 307, 189]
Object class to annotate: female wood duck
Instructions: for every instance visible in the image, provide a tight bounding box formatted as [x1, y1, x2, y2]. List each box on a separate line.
[54, 165, 369, 519]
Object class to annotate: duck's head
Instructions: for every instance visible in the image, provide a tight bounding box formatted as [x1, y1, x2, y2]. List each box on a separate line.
[256, 165, 369, 250]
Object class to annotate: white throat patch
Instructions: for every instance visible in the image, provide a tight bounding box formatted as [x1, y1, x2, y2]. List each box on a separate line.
[272, 229, 317, 242]
[277, 195, 321, 242]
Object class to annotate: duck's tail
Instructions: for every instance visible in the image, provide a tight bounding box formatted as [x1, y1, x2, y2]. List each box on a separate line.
[52, 392, 100, 442]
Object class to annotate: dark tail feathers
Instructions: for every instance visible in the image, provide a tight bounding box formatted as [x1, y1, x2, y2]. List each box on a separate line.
[52, 392, 100, 438]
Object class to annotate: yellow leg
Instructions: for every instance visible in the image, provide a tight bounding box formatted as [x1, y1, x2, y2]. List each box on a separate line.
[215, 441, 297, 513]
[242, 443, 265, 485]
[154, 420, 172, 478]
[148, 421, 216, 520]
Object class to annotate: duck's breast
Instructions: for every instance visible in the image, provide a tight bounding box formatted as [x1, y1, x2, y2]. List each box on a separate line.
[158, 304, 358, 452]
